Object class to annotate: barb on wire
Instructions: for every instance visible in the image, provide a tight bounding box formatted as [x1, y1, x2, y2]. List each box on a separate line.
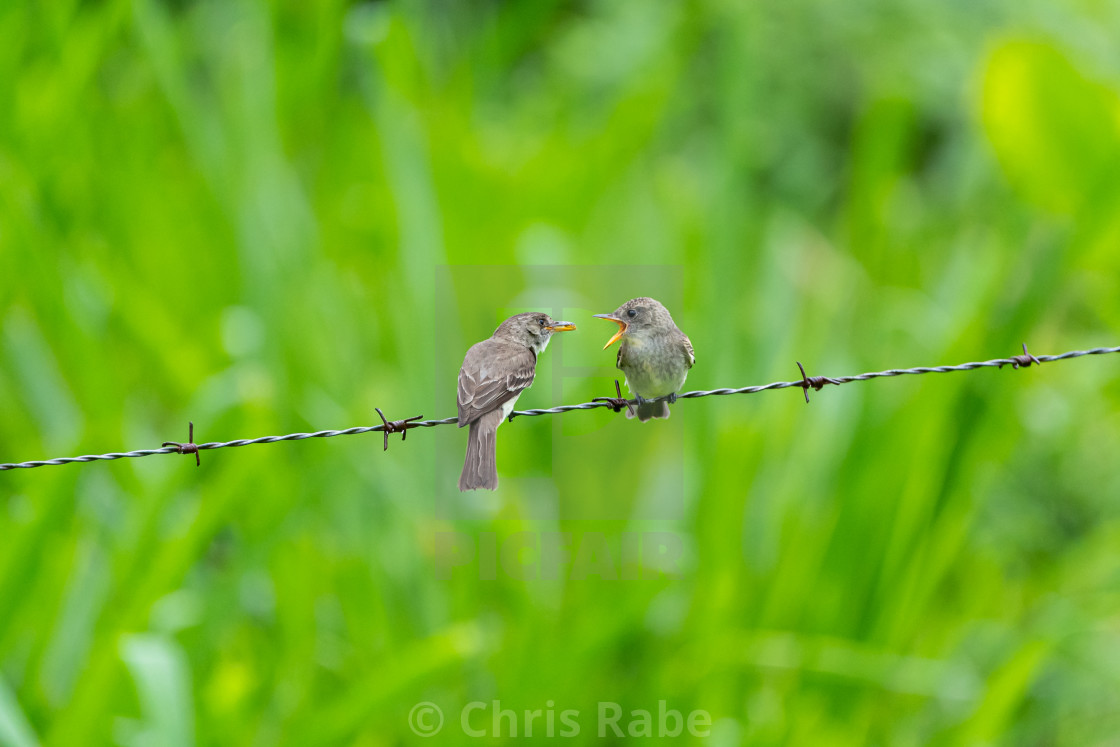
[1000, 343, 1041, 370]
[795, 362, 840, 404]
[162, 421, 201, 466]
[375, 408, 423, 452]
[592, 380, 635, 416]
[2, 344, 1117, 472]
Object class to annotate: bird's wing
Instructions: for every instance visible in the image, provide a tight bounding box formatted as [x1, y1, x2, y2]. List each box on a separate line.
[457, 340, 537, 427]
[681, 334, 695, 368]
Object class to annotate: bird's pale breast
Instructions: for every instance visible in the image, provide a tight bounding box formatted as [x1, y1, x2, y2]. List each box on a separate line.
[620, 336, 689, 398]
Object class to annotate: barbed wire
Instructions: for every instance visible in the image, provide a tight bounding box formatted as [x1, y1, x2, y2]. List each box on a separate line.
[2, 344, 1117, 472]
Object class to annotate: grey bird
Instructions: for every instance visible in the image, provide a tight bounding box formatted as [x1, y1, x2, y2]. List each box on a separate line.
[457, 312, 576, 491]
[594, 297, 694, 422]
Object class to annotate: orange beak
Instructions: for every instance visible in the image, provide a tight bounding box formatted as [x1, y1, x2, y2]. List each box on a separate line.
[593, 314, 627, 349]
[545, 322, 577, 332]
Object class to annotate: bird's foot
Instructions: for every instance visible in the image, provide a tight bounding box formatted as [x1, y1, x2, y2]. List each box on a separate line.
[592, 380, 635, 416]
[667, 392, 677, 405]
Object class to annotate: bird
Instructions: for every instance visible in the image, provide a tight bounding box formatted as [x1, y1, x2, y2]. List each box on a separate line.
[594, 297, 694, 422]
[457, 312, 576, 490]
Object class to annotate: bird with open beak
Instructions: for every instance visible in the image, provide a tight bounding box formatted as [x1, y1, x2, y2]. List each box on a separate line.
[457, 312, 576, 490]
[594, 297, 694, 421]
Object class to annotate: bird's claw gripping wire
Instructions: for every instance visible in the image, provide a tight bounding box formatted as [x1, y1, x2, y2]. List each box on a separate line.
[163, 421, 201, 466]
[1001, 343, 1041, 370]
[375, 408, 423, 451]
[592, 380, 635, 416]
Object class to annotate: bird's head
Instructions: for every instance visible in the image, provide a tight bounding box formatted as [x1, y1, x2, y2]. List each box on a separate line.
[495, 312, 577, 353]
[593, 297, 671, 349]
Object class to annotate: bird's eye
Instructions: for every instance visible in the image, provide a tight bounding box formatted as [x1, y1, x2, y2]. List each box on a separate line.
[538, 318, 547, 326]
[627, 309, 637, 318]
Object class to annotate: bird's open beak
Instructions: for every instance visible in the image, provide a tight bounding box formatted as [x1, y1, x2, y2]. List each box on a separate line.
[593, 314, 627, 349]
[545, 321, 577, 333]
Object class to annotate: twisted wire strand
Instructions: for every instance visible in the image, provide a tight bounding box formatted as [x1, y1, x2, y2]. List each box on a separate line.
[2, 346, 1117, 471]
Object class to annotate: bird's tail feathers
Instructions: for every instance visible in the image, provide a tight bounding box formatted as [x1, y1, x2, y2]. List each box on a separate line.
[627, 398, 671, 422]
[459, 412, 500, 490]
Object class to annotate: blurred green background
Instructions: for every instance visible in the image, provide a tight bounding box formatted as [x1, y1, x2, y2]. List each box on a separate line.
[3, 0, 1120, 744]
